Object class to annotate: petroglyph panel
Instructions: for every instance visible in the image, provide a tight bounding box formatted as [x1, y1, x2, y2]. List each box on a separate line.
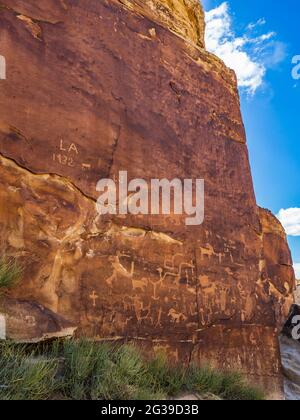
[77, 231, 199, 339]
[0, 0, 295, 395]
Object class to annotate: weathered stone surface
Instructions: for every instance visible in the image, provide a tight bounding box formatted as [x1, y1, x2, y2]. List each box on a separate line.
[280, 334, 300, 400]
[259, 208, 295, 329]
[0, 297, 76, 343]
[118, 0, 205, 48]
[0, 0, 295, 395]
[280, 305, 300, 400]
[172, 392, 222, 400]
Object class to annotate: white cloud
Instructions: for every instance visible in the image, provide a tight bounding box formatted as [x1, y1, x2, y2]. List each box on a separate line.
[276, 208, 300, 279]
[247, 18, 266, 31]
[276, 208, 300, 236]
[294, 263, 300, 280]
[204, 2, 286, 95]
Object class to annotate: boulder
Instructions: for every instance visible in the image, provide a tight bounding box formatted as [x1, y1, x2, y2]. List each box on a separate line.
[0, 297, 76, 343]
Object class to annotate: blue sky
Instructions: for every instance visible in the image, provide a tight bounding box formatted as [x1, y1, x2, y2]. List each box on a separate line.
[202, 0, 300, 276]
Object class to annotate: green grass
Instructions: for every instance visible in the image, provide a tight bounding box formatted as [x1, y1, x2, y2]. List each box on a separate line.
[0, 339, 265, 401]
[186, 365, 265, 401]
[0, 342, 59, 400]
[0, 256, 22, 294]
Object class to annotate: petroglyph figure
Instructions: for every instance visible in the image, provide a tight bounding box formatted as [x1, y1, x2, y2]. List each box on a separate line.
[151, 254, 195, 301]
[200, 244, 224, 264]
[158, 253, 195, 285]
[106, 252, 135, 287]
[168, 308, 187, 323]
[89, 290, 99, 307]
[132, 277, 148, 292]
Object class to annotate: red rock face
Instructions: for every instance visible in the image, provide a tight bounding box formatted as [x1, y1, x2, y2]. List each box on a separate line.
[259, 208, 295, 329]
[0, 0, 295, 395]
[1, 297, 76, 343]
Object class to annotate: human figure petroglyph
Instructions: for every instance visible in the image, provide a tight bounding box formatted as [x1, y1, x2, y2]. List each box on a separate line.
[198, 275, 216, 325]
[198, 275, 235, 324]
[150, 273, 164, 301]
[219, 284, 230, 313]
[155, 307, 163, 328]
[133, 299, 151, 323]
[89, 290, 99, 307]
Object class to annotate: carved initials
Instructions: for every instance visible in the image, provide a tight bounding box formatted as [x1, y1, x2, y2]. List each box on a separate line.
[60, 140, 79, 154]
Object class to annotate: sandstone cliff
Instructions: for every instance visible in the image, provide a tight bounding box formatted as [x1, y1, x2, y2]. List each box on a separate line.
[0, 0, 295, 396]
[119, 0, 205, 47]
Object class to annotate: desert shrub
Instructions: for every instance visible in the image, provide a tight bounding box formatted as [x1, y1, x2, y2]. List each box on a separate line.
[186, 365, 265, 401]
[0, 342, 59, 400]
[0, 339, 265, 400]
[146, 351, 187, 396]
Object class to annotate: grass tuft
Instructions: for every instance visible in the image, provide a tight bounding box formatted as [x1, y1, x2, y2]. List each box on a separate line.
[0, 342, 59, 400]
[147, 351, 186, 396]
[187, 365, 265, 401]
[0, 257, 22, 293]
[0, 340, 266, 401]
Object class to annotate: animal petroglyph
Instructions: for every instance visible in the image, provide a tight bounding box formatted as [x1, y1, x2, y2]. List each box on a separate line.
[106, 252, 135, 287]
[132, 277, 148, 292]
[200, 244, 224, 264]
[168, 308, 188, 324]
